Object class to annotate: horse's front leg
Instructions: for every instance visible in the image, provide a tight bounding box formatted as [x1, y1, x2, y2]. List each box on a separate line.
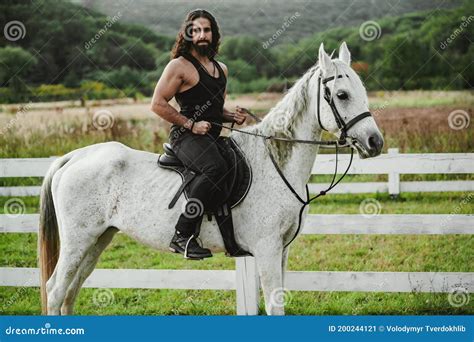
[282, 246, 290, 286]
[254, 239, 286, 315]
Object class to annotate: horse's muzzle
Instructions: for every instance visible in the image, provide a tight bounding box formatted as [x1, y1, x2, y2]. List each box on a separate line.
[354, 131, 384, 159]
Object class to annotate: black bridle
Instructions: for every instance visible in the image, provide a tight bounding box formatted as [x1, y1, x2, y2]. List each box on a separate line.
[317, 73, 372, 145]
[210, 69, 373, 248]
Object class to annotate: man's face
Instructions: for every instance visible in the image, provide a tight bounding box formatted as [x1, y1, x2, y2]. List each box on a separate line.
[191, 17, 212, 56]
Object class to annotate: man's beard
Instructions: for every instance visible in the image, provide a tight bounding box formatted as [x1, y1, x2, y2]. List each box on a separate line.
[193, 41, 212, 57]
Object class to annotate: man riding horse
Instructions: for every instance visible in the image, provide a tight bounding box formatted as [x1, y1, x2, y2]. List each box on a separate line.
[150, 9, 248, 259]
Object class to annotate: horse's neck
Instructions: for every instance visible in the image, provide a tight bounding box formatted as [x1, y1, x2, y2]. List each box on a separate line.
[235, 110, 322, 197]
[275, 114, 321, 194]
[233, 66, 325, 196]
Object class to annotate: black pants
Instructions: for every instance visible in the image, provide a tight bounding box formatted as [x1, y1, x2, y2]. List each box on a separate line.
[171, 133, 231, 236]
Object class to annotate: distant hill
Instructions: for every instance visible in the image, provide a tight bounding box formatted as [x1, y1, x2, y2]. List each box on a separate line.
[0, 0, 174, 88]
[0, 0, 471, 103]
[71, 0, 463, 43]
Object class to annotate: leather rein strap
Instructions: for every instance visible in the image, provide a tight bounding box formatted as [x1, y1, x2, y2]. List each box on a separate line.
[266, 142, 354, 248]
[318, 74, 372, 145]
[210, 70, 372, 248]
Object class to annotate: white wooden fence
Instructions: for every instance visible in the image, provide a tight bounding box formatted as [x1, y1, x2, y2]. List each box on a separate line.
[0, 150, 473, 314]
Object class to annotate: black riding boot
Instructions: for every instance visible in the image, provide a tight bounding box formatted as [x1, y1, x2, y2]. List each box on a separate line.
[214, 203, 252, 257]
[169, 215, 212, 260]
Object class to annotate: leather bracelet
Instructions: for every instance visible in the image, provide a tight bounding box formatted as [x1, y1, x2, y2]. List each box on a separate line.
[189, 120, 195, 132]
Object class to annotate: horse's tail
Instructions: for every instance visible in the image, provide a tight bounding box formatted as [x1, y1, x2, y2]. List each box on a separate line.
[39, 151, 76, 314]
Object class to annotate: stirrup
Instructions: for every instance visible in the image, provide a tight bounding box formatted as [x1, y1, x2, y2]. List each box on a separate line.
[184, 234, 195, 259]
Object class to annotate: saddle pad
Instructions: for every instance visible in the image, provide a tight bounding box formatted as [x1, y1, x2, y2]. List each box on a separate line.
[157, 136, 252, 210]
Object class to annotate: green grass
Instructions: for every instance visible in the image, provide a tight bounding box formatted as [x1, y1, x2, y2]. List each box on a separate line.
[0, 192, 472, 315]
[0, 91, 472, 315]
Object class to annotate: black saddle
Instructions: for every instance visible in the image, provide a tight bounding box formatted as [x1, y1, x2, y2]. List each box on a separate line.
[157, 136, 253, 256]
[158, 143, 184, 168]
[157, 136, 252, 210]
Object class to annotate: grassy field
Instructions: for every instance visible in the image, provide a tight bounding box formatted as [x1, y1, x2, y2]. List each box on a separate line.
[0, 91, 472, 315]
[0, 90, 472, 158]
[0, 192, 472, 315]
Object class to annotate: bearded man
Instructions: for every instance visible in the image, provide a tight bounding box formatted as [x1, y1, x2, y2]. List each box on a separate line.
[151, 9, 249, 259]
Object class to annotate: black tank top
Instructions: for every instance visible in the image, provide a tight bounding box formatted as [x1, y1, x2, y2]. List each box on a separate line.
[170, 53, 227, 144]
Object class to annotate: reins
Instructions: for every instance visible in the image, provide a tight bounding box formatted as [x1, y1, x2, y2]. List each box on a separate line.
[211, 115, 354, 248]
[206, 69, 371, 248]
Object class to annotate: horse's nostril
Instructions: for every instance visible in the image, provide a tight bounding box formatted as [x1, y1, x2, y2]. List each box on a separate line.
[368, 136, 376, 149]
[368, 134, 383, 154]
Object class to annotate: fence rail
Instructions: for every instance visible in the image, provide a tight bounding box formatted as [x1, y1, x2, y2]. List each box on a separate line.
[1, 268, 472, 293]
[1, 213, 472, 235]
[0, 151, 473, 314]
[1, 149, 473, 196]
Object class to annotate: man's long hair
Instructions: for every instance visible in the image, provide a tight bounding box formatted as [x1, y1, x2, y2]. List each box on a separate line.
[171, 9, 221, 60]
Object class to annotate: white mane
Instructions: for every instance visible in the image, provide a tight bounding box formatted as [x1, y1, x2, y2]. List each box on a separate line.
[233, 59, 366, 165]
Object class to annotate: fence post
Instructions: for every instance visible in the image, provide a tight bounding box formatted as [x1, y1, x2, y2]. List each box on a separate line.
[235, 256, 259, 315]
[388, 148, 400, 197]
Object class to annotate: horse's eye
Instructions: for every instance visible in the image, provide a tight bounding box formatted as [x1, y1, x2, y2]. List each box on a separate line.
[337, 91, 348, 100]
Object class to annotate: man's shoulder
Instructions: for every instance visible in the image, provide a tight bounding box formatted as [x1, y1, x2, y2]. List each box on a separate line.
[216, 60, 228, 76]
[164, 57, 194, 76]
[169, 56, 192, 68]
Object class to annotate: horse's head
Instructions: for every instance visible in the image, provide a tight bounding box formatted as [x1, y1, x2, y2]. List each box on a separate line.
[311, 42, 383, 158]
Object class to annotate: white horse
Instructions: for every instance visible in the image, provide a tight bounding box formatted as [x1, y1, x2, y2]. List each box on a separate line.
[39, 42, 383, 315]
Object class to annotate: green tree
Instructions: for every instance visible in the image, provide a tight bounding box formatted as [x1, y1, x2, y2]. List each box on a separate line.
[0, 46, 37, 86]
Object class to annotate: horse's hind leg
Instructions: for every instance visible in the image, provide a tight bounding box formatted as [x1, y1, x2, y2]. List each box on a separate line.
[61, 227, 118, 315]
[46, 231, 99, 315]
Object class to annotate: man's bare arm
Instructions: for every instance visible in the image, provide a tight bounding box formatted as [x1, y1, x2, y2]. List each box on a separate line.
[150, 60, 194, 130]
[222, 107, 236, 123]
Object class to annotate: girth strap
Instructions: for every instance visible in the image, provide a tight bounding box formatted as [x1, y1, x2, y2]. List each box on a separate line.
[168, 170, 197, 209]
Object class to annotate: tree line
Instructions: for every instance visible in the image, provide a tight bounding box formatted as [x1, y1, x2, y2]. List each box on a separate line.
[0, 0, 471, 103]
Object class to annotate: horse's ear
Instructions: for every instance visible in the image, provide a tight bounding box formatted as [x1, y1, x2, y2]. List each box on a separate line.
[318, 43, 332, 75]
[339, 41, 351, 65]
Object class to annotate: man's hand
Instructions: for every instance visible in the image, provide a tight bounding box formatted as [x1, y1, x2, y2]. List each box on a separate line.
[234, 106, 248, 125]
[191, 121, 211, 135]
